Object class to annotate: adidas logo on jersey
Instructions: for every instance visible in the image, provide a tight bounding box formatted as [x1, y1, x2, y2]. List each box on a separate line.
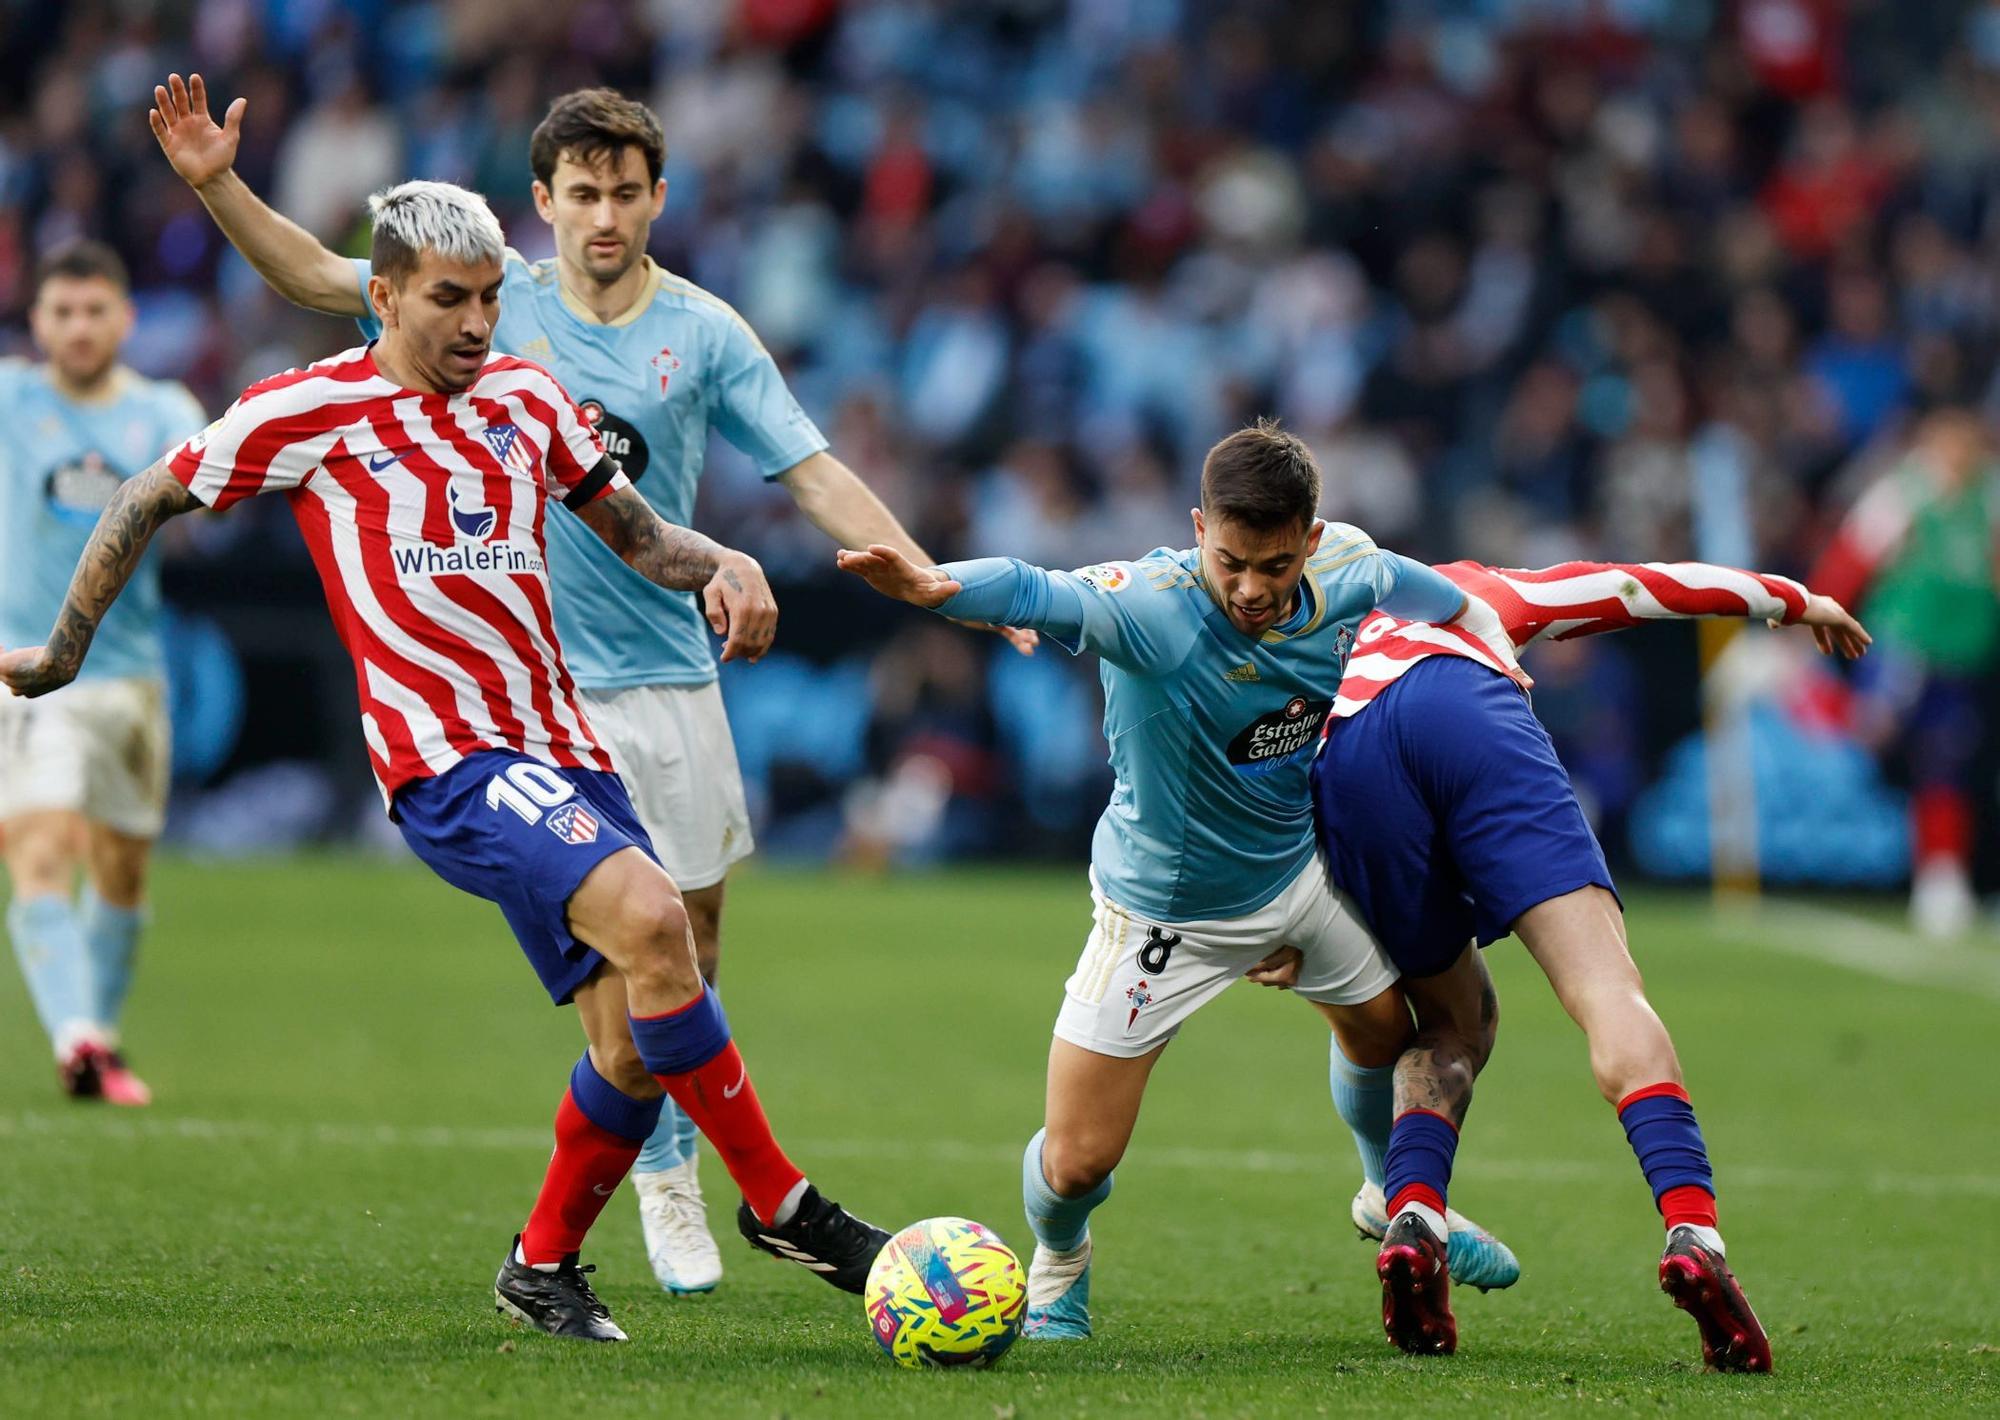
[1224, 662, 1260, 683]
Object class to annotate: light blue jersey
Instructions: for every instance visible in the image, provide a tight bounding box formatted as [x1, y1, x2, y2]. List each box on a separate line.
[936, 527, 1466, 921]
[353, 252, 827, 688]
[0, 361, 204, 682]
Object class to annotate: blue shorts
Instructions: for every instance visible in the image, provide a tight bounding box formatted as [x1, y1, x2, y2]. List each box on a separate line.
[394, 749, 659, 1005]
[1312, 656, 1618, 978]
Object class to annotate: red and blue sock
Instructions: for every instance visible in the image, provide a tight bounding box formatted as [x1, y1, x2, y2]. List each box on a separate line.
[629, 985, 806, 1226]
[1617, 1082, 1718, 1233]
[1383, 1109, 1459, 1239]
[519, 1051, 664, 1265]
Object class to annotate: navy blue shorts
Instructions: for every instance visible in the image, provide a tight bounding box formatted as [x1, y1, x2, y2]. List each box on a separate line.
[394, 749, 659, 1005]
[1311, 656, 1619, 978]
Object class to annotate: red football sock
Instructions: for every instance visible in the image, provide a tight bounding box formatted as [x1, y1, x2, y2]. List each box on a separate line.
[652, 1040, 804, 1225]
[1661, 1184, 1719, 1231]
[519, 1089, 643, 1265]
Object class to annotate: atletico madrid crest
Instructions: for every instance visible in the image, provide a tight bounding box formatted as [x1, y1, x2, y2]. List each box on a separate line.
[546, 802, 600, 845]
[480, 422, 537, 475]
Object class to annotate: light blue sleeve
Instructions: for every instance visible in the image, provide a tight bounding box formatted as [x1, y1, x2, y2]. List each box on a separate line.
[156, 382, 209, 454]
[1376, 553, 1466, 623]
[707, 313, 829, 479]
[936, 557, 1198, 675]
[351, 259, 382, 339]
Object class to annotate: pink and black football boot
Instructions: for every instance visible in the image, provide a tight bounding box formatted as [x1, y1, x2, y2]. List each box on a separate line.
[1378, 1212, 1457, 1355]
[1659, 1226, 1772, 1373]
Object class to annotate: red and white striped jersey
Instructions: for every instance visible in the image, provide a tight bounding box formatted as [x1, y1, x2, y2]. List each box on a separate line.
[1333, 560, 1811, 719]
[167, 344, 629, 801]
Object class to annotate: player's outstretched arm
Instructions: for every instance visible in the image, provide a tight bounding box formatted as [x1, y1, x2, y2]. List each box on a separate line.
[782, 452, 1036, 655]
[0, 461, 201, 698]
[833, 544, 963, 608]
[149, 72, 365, 316]
[1460, 560, 1872, 659]
[839, 545, 1194, 672]
[576, 484, 777, 663]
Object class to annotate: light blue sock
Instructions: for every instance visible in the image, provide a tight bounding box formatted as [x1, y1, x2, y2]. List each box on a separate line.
[634, 1098, 696, 1172]
[7, 895, 95, 1054]
[1331, 1037, 1395, 1188]
[79, 891, 144, 1030]
[674, 1095, 699, 1164]
[1022, 1127, 1111, 1252]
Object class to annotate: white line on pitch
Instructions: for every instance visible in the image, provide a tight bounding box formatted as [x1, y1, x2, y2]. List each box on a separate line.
[1709, 901, 2000, 1002]
[4, 1110, 1996, 1199]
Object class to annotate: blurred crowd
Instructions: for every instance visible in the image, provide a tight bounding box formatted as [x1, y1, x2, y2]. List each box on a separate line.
[4, 0, 2000, 889]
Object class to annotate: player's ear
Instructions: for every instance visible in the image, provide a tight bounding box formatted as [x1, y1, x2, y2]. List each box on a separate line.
[531, 180, 555, 224]
[367, 273, 395, 328]
[1303, 519, 1325, 556]
[1191, 507, 1205, 545]
[649, 178, 666, 220]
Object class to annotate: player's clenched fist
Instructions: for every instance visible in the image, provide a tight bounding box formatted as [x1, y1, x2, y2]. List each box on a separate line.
[836, 544, 963, 608]
[704, 550, 778, 664]
[0, 644, 75, 699]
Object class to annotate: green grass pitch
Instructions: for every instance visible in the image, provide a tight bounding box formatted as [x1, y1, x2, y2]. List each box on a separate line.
[3, 859, 1996, 1417]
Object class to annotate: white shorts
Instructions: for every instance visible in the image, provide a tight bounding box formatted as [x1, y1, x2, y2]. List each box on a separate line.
[1054, 856, 1399, 1058]
[577, 681, 752, 891]
[0, 677, 170, 839]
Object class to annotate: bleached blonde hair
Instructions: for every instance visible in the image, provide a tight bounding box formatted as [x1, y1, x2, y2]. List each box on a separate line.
[367, 180, 506, 285]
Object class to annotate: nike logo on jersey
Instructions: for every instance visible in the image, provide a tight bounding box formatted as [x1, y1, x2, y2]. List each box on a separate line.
[723, 1067, 748, 1099]
[592, 1183, 616, 1197]
[367, 450, 410, 471]
[1224, 661, 1259, 683]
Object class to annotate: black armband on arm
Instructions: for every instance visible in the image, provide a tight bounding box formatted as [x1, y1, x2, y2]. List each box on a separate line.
[562, 457, 621, 511]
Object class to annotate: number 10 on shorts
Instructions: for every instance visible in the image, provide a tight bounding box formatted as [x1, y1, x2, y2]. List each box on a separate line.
[484, 761, 578, 824]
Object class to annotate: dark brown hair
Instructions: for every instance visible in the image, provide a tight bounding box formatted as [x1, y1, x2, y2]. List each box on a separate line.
[33, 239, 129, 296]
[1200, 418, 1321, 532]
[529, 88, 666, 188]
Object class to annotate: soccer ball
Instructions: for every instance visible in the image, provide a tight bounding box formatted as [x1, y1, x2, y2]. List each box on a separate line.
[864, 1216, 1027, 1369]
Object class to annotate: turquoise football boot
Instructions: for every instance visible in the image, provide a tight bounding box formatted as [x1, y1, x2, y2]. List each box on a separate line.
[1351, 1181, 1521, 1292]
[1022, 1238, 1093, 1339]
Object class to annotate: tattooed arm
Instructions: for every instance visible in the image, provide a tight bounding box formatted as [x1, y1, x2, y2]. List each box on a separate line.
[573, 481, 778, 663]
[0, 460, 201, 698]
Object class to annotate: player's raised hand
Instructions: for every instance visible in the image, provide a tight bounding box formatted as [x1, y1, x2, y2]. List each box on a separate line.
[0, 644, 73, 699]
[704, 550, 778, 663]
[1784, 594, 1872, 659]
[835, 544, 962, 608]
[150, 72, 244, 190]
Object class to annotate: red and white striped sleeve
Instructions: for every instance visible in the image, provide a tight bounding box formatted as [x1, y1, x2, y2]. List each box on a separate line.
[1436, 560, 1810, 647]
[166, 364, 359, 509]
[504, 361, 620, 506]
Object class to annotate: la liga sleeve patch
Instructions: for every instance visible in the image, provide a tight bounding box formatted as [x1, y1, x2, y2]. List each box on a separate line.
[1074, 563, 1132, 593]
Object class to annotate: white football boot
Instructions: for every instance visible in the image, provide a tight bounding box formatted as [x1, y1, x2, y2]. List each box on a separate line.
[1351, 1179, 1520, 1291]
[635, 1158, 723, 1294]
[1023, 1237, 1094, 1339]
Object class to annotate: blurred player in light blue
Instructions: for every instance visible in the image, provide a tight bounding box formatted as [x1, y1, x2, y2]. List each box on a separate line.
[152, 74, 1028, 1292]
[839, 420, 1525, 1339]
[0, 241, 206, 1106]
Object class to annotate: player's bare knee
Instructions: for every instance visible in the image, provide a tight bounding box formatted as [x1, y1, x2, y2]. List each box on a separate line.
[617, 887, 700, 998]
[3, 830, 74, 897]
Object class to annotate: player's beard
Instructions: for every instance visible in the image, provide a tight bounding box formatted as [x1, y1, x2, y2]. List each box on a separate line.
[574, 231, 640, 286]
[52, 343, 118, 392]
